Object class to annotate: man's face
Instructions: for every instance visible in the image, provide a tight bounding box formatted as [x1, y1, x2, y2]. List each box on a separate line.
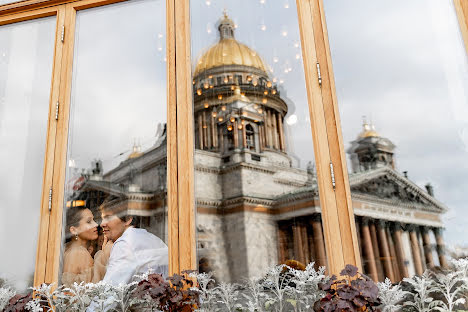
[100, 210, 131, 242]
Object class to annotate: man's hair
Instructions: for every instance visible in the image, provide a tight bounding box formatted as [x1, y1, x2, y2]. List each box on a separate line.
[99, 195, 139, 227]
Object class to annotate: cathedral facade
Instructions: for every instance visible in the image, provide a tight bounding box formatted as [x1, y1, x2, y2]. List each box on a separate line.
[70, 13, 448, 284]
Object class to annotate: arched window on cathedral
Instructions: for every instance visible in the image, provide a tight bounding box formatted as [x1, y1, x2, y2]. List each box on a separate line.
[227, 129, 234, 151]
[246, 124, 255, 150]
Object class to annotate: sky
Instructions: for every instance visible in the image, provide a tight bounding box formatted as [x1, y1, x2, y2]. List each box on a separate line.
[190, 0, 468, 247]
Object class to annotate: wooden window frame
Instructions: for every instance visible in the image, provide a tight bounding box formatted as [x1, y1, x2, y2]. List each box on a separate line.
[454, 0, 468, 53]
[0, 0, 376, 285]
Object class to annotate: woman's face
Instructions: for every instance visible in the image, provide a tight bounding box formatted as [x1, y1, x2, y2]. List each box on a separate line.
[71, 209, 99, 241]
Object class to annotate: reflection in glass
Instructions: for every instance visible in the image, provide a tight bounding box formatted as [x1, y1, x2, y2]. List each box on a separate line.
[60, 0, 168, 286]
[0, 17, 55, 291]
[324, 0, 468, 281]
[191, 1, 325, 283]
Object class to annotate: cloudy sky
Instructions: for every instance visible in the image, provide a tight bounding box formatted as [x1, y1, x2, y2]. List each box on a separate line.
[191, 0, 468, 246]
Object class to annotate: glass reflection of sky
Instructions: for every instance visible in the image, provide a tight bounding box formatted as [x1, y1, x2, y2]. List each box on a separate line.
[323, 0, 468, 246]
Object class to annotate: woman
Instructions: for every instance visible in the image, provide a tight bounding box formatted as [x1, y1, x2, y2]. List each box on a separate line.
[62, 202, 112, 285]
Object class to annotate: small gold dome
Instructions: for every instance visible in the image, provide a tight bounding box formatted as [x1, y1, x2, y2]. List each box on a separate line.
[128, 143, 143, 159]
[194, 12, 269, 77]
[358, 121, 379, 138]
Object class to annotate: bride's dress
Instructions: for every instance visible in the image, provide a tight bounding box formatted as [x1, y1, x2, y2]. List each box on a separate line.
[62, 242, 113, 286]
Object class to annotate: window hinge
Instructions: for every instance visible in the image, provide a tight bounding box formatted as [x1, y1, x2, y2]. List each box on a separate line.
[330, 162, 336, 190]
[48, 187, 53, 212]
[55, 101, 59, 120]
[316, 62, 322, 86]
[61, 25, 65, 43]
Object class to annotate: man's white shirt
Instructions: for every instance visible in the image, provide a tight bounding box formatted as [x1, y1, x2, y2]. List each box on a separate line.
[103, 227, 168, 285]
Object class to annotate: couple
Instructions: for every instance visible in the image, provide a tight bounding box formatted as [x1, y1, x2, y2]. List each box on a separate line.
[62, 197, 168, 286]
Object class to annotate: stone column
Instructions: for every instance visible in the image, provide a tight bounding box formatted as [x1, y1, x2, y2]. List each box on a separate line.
[392, 223, 409, 278]
[369, 221, 385, 281]
[233, 120, 239, 149]
[377, 221, 395, 282]
[293, 223, 305, 264]
[301, 223, 310, 265]
[259, 124, 264, 151]
[409, 226, 424, 275]
[242, 122, 247, 148]
[277, 113, 285, 151]
[386, 226, 401, 281]
[219, 127, 224, 153]
[266, 110, 272, 148]
[198, 114, 204, 149]
[211, 110, 216, 148]
[310, 215, 327, 268]
[203, 112, 208, 149]
[361, 218, 379, 281]
[272, 112, 279, 149]
[421, 227, 434, 269]
[277, 225, 289, 264]
[433, 228, 448, 268]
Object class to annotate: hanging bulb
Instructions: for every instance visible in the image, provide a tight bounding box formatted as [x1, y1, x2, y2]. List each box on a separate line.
[241, 92, 246, 96]
[208, 75, 213, 79]
[273, 57, 279, 63]
[230, 117, 235, 123]
[203, 124, 207, 129]
[204, 82, 209, 89]
[267, 81, 272, 88]
[221, 106, 226, 111]
[241, 120, 245, 125]
[264, 90, 268, 95]
[272, 89, 277, 95]
[262, 98, 267, 104]
[193, 80, 195, 85]
[204, 102, 209, 108]
[218, 94, 223, 100]
[247, 75, 253, 82]
[210, 85, 214, 89]
[238, 124, 243, 130]
[231, 85, 235, 90]
[218, 117, 224, 122]
[273, 78, 277, 83]
[212, 112, 217, 118]
[260, 24, 266, 31]
[224, 77, 228, 83]
[253, 80, 258, 87]
[258, 108, 263, 114]
[227, 125, 233, 131]
[197, 89, 202, 95]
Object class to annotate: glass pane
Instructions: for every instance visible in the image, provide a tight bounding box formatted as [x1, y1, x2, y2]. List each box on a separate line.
[0, 0, 22, 6]
[0, 17, 56, 291]
[191, 1, 326, 283]
[60, 0, 168, 286]
[324, 0, 468, 281]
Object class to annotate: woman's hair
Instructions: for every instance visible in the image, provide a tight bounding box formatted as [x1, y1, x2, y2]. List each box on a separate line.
[65, 201, 88, 241]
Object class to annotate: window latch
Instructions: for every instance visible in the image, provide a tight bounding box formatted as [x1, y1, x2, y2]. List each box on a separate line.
[55, 101, 59, 120]
[48, 187, 53, 212]
[61, 25, 65, 43]
[316, 62, 322, 86]
[330, 162, 336, 190]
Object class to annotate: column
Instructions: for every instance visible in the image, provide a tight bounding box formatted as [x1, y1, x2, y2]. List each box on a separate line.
[421, 227, 434, 269]
[310, 215, 327, 268]
[277, 225, 289, 264]
[202, 111, 208, 149]
[213, 117, 218, 148]
[242, 121, 247, 148]
[293, 223, 305, 264]
[369, 221, 385, 281]
[308, 224, 317, 267]
[259, 124, 265, 151]
[266, 110, 273, 148]
[233, 120, 239, 149]
[277, 113, 285, 151]
[272, 112, 279, 149]
[386, 226, 401, 281]
[377, 221, 395, 282]
[218, 126, 224, 153]
[434, 228, 448, 268]
[211, 109, 216, 148]
[361, 218, 379, 281]
[301, 223, 310, 265]
[392, 223, 409, 278]
[409, 226, 424, 275]
[198, 114, 204, 149]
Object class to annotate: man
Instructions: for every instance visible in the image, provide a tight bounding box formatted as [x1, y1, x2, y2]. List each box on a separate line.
[99, 197, 168, 285]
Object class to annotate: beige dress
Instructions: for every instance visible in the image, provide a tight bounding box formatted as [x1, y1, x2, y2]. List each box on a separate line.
[61, 243, 113, 286]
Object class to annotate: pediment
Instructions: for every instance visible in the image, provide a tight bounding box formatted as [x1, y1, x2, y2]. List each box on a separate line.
[349, 167, 447, 212]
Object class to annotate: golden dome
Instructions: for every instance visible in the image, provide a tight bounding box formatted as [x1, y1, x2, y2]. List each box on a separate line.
[128, 143, 143, 159]
[194, 12, 269, 77]
[358, 121, 380, 138]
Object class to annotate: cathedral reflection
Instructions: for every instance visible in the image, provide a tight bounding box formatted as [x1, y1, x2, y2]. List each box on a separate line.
[69, 12, 448, 284]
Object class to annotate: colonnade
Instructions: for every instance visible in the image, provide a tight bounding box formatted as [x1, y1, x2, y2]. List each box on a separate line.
[196, 107, 286, 153]
[278, 215, 447, 282]
[356, 217, 447, 282]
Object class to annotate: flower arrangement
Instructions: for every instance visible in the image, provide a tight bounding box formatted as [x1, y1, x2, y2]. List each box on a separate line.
[1, 259, 468, 312]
